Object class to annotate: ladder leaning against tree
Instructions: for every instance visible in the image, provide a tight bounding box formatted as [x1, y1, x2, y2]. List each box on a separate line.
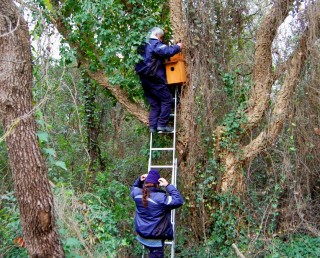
[143, 52, 186, 258]
[146, 86, 178, 258]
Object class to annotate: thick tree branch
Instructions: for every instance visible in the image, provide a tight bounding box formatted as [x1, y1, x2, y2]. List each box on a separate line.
[242, 0, 320, 161]
[245, 0, 295, 128]
[84, 62, 148, 124]
[49, 3, 148, 125]
[242, 33, 308, 161]
[213, 0, 295, 143]
[219, 0, 300, 192]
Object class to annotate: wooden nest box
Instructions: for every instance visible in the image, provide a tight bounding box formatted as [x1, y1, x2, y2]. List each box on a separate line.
[165, 53, 186, 85]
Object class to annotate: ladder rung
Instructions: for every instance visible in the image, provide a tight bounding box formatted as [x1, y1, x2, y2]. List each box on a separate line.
[150, 165, 174, 168]
[151, 147, 174, 151]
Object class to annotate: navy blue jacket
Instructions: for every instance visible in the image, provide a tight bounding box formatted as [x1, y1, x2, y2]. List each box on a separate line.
[130, 177, 184, 240]
[135, 38, 181, 83]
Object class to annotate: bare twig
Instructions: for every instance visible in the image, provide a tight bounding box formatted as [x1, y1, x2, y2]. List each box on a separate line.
[0, 58, 26, 63]
[232, 243, 246, 258]
[0, 14, 20, 38]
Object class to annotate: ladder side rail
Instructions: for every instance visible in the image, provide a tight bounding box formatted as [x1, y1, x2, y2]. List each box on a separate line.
[168, 88, 178, 258]
[172, 87, 178, 172]
[143, 131, 153, 258]
[148, 132, 154, 172]
[172, 158, 177, 187]
[171, 209, 176, 258]
[170, 158, 178, 258]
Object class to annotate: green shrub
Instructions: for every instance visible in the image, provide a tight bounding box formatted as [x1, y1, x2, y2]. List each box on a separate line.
[0, 193, 28, 257]
[54, 173, 137, 257]
[265, 234, 320, 258]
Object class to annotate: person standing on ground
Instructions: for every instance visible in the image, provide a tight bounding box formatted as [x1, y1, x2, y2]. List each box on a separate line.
[135, 27, 183, 133]
[130, 170, 184, 258]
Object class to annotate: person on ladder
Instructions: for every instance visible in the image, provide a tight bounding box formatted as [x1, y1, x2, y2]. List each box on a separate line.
[131, 170, 184, 258]
[135, 27, 183, 133]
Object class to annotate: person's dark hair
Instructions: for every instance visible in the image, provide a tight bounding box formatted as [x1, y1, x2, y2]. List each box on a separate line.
[142, 183, 157, 207]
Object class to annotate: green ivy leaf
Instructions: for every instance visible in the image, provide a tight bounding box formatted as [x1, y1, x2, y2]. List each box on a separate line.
[36, 119, 45, 127]
[43, 148, 56, 157]
[55, 160, 67, 171]
[65, 237, 81, 247]
[37, 132, 49, 143]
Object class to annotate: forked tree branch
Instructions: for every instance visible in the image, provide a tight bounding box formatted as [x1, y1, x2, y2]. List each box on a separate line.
[242, 30, 309, 161]
[243, 0, 320, 161]
[245, 0, 295, 128]
[219, 0, 307, 192]
[213, 0, 295, 148]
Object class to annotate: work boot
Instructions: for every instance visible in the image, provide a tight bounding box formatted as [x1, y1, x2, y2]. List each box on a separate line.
[157, 126, 174, 133]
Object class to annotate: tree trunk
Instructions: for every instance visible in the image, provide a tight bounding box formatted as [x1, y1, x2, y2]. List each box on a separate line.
[82, 76, 106, 175]
[0, 1, 64, 257]
[169, 0, 187, 42]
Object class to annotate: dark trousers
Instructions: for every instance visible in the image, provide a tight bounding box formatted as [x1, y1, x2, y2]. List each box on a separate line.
[145, 245, 164, 258]
[139, 75, 173, 129]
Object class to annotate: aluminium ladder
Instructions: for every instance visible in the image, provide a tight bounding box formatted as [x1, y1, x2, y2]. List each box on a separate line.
[148, 87, 178, 258]
[143, 86, 179, 258]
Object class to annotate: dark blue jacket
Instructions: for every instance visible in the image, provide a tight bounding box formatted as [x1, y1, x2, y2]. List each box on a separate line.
[135, 38, 181, 83]
[130, 177, 184, 240]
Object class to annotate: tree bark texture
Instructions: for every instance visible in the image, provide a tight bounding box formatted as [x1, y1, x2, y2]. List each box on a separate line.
[219, 0, 305, 192]
[168, 0, 209, 239]
[0, 1, 64, 257]
[246, 0, 295, 128]
[169, 0, 187, 42]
